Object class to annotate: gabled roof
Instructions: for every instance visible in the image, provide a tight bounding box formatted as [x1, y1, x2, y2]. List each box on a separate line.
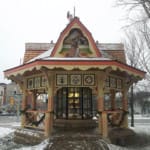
[25, 42, 126, 63]
[23, 43, 54, 63]
[3, 17, 146, 80]
[27, 46, 54, 63]
[50, 17, 101, 57]
[97, 43, 126, 63]
[24, 42, 126, 64]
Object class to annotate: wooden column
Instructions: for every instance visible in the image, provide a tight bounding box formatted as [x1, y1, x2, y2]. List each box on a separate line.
[122, 88, 128, 111]
[121, 87, 128, 128]
[44, 72, 54, 137]
[31, 91, 36, 110]
[97, 71, 108, 137]
[101, 111, 108, 137]
[21, 88, 28, 127]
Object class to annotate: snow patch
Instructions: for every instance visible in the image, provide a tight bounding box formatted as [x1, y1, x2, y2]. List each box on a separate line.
[16, 139, 49, 150]
[108, 144, 128, 150]
[0, 127, 14, 138]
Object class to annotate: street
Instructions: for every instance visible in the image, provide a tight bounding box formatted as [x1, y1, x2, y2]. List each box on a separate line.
[128, 116, 150, 126]
[0, 115, 20, 128]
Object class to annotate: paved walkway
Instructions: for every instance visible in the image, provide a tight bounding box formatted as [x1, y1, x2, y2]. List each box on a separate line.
[45, 128, 110, 150]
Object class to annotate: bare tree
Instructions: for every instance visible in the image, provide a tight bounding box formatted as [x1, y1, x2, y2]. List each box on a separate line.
[116, 0, 150, 18]
[115, 1, 150, 77]
[139, 22, 150, 78]
[116, 0, 150, 126]
[123, 29, 143, 126]
[124, 30, 143, 68]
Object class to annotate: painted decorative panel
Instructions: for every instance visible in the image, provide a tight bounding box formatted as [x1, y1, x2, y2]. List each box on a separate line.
[41, 76, 47, 87]
[117, 79, 122, 89]
[83, 74, 95, 86]
[59, 28, 92, 57]
[110, 77, 116, 88]
[56, 74, 68, 86]
[105, 77, 110, 87]
[70, 74, 82, 86]
[34, 77, 41, 88]
[105, 76, 123, 90]
[27, 75, 48, 89]
[27, 78, 34, 89]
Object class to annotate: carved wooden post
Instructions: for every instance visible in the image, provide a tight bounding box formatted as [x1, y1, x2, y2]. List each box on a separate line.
[44, 71, 54, 137]
[121, 86, 128, 128]
[101, 111, 108, 137]
[19, 78, 28, 128]
[32, 91, 37, 110]
[97, 71, 108, 137]
[21, 88, 27, 127]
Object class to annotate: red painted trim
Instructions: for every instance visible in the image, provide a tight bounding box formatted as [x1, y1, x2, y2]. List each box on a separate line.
[50, 17, 101, 57]
[4, 59, 146, 77]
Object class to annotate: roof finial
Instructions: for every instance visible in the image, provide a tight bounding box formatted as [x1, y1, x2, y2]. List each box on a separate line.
[67, 11, 73, 22]
[67, 7, 76, 22]
[73, 6, 76, 18]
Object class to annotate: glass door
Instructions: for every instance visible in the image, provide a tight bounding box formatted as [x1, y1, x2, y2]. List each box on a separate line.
[68, 87, 82, 119]
[83, 88, 93, 119]
[55, 87, 93, 119]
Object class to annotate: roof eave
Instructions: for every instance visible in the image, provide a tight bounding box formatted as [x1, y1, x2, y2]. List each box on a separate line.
[4, 59, 146, 79]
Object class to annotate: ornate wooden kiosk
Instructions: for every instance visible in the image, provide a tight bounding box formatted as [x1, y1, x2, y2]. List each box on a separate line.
[4, 17, 145, 138]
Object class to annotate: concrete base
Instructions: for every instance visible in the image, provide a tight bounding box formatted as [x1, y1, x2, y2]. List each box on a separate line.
[14, 128, 45, 145]
[108, 127, 135, 146]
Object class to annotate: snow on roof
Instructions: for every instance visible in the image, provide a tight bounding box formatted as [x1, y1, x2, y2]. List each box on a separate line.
[27, 47, 54, 63]
[26, 43, 123, 63]
[97, 43, 124, 51]
[41, 57, 112, 61]
[100, 49, 114, 59]
[25, 43, 53, 51]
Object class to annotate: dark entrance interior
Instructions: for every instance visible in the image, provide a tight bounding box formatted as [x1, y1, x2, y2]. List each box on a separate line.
[55, 87, 94, 119]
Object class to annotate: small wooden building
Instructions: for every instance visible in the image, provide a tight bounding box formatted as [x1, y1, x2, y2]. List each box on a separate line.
[4, 17, 145, 138]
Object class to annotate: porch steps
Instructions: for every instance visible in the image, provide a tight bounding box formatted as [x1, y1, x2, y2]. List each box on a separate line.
[54, 119, 98, 128]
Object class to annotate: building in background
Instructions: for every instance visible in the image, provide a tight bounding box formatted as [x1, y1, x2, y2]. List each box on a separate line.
[6, 82, 22, 105]
[0, 82, 22, 114]
[0, 83, 6, 106]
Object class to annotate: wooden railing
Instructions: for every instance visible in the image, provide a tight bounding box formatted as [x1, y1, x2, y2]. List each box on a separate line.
[105, 109, 128, 127]
[24, 110, 47, 130]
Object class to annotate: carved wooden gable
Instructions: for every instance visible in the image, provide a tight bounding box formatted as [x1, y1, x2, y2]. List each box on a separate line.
[50, 17, 101, 57]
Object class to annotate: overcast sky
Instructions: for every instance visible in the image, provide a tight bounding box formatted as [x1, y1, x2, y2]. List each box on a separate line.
[0, 0, 125, 83]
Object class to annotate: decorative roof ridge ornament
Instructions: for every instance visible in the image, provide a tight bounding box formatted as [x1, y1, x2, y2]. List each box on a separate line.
[67, 11, 73, 22]
[73, 6, 76, 18]
[67, 7, 76, 22]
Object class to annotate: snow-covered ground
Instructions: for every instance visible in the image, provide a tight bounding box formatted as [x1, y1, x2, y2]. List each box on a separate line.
[0, 126, 48, 150]
[0, 127, 14, 138]
[0, 115, 150, 150]
[15, 140, 48, 150]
